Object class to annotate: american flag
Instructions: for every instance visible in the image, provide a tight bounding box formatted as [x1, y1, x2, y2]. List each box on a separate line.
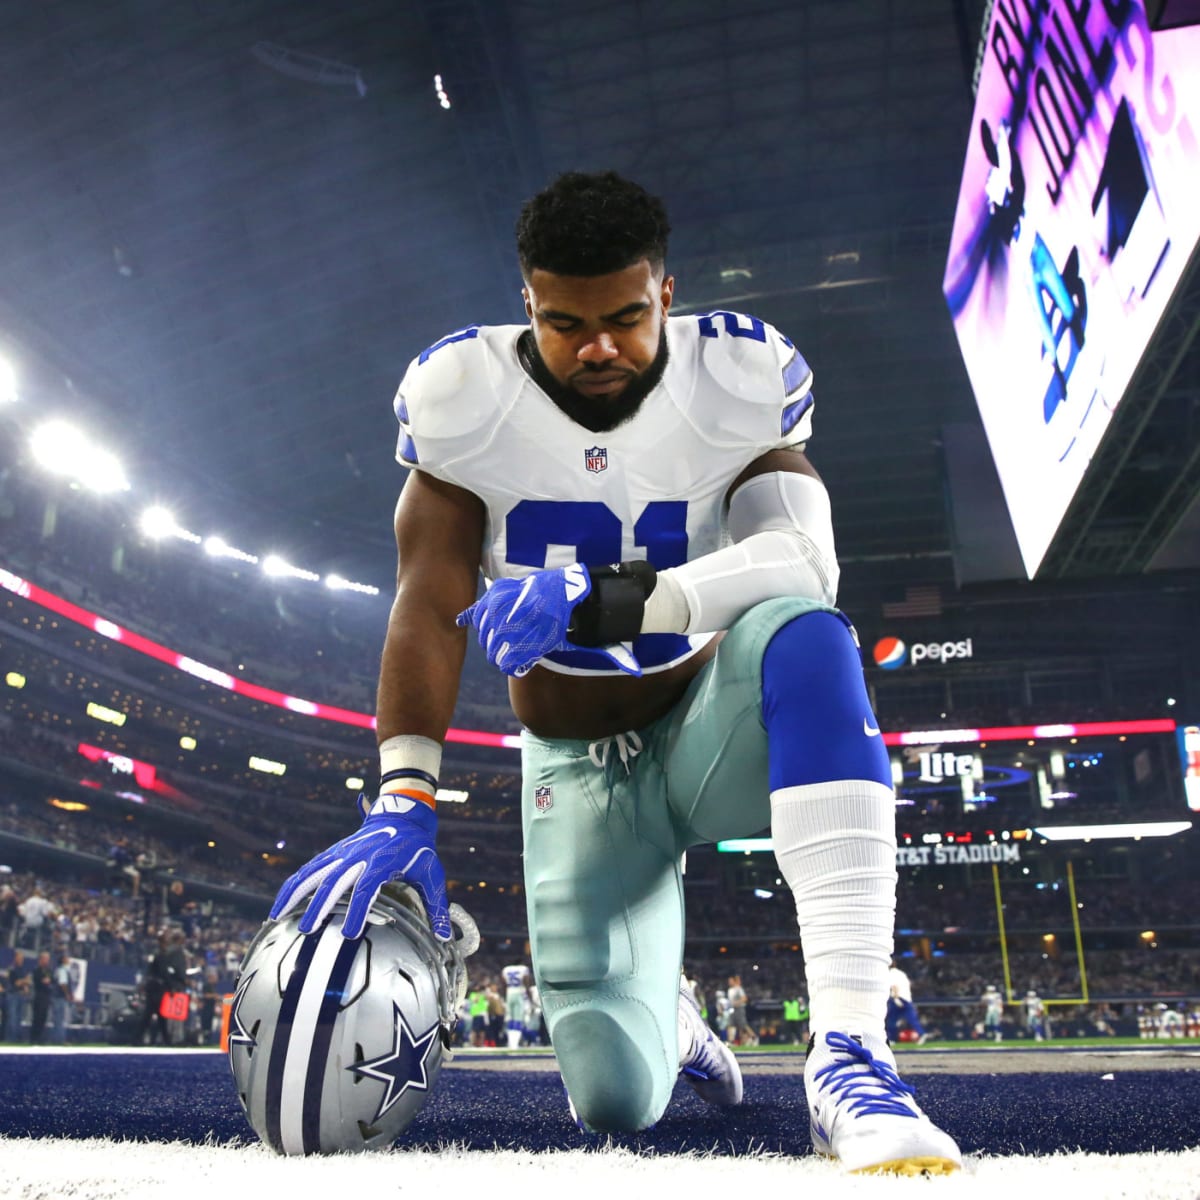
[882, 585, 943, 619]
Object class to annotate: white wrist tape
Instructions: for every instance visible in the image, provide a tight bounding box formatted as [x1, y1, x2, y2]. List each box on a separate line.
[655, 471, 840, 636]
[379, 734, 443, 797]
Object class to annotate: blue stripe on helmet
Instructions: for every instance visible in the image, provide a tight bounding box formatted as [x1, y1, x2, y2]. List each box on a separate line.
[301, 936, 363, 1154]
[265, 932, 322, 1154]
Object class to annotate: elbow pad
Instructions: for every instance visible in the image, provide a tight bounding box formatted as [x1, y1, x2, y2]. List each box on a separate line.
[655, 472, 840, 636]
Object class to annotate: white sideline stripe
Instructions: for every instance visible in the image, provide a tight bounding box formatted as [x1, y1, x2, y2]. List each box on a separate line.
[2, 1140, 1200, 1199]
[279, 931, 346, 1155]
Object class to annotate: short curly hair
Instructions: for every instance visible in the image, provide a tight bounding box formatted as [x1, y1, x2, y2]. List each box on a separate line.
[516, 171, 670, 278]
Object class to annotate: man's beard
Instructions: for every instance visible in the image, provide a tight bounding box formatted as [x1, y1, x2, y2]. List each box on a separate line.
[518, 326, 669, 433]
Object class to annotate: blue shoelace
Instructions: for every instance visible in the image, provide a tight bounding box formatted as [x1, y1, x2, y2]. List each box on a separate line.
[812, 1032, 918, 1118]
[682, 1038, 720, 1080]
[680, 1002, 724, 1081]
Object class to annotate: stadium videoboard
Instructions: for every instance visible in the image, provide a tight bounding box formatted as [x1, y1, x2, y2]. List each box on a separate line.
[943, 1, 1200, 576]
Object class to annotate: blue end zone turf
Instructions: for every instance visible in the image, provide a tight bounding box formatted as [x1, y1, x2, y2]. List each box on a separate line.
[2, 1052, 1198, 1155]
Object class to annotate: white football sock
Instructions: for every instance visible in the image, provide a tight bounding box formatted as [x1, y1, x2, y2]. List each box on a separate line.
[770, 779, 897, 1038]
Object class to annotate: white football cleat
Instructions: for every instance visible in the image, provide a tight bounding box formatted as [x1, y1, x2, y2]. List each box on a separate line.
[677, 980, 743, 1105]
[805, 1031, 961, 1175]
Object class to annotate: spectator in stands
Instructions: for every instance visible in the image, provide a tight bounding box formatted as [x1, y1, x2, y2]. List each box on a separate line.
[106, 838, 141, 897]
[29, 950, 53, 1044]
[198, 964, 221, 1045]
[51, 951, 75, 1044]
[141, 930, 188, 1045]
[0, 877, 18, 947]
[5, 949, 30, 1041]
[17, 887, 57, 950]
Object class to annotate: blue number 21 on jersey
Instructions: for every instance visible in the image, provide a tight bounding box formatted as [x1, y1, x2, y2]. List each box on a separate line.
[505, 499, 691, 671]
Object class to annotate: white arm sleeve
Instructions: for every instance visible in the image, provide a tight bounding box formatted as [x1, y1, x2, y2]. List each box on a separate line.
[642, 472, 839, 636]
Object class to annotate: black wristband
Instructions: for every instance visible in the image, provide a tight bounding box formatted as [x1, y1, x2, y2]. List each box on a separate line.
[568, 561, 658, 646]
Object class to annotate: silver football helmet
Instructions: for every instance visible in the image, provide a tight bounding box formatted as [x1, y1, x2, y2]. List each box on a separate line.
[228, 884, 478, 1155]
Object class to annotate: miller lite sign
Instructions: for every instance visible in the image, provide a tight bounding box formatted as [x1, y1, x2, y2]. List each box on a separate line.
[584, 446, 608, 474]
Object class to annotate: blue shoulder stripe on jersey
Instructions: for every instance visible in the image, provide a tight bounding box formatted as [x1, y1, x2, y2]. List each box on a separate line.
[782, 349, 810, 397]
[418, 325, 480, 364]
[782, 391, 814, 436]
[547, 632, 693, 672]
[397, 430, 419, 465]
[394, 392, 409, 423]
[301, 936, 361, 1154]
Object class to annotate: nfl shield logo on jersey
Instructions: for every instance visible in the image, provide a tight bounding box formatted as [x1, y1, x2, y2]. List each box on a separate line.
[534, 785, 553, 812]
[584, 446, 608, 474]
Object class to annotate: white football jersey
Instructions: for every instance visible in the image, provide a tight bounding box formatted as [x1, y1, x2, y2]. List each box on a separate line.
[394, 311, 815, 675]
[887, 966, 913, 1003]
[501, 963, 527, 991]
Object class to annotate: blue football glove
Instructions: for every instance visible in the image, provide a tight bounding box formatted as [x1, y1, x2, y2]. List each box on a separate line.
[456, 563, 641, 677]
[269, 792, 450, 941]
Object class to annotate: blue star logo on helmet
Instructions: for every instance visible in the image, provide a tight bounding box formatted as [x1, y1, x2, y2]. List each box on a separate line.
[348, 1001, 441, 1123]
[227, 970, 259, 1057]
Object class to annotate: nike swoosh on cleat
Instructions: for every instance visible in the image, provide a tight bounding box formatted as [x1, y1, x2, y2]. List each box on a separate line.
[864, 718, 881, 737]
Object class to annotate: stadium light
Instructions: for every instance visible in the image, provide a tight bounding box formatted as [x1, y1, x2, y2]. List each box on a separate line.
[263, 554, 319, 582]
[204, 536, 258, 565]
[140, 506, 178, 539]
[716, 838, 774, 853]
[0, 356, 16, 403]
[1034, 821, 1192, 842]
[325, 573, 381, 596]
[248, 755, 287, 776]
[5, 672, 25, 689]
[86, 701, 126, 727]
[345, 776, 364, 790]
[30, 420, 130, 493]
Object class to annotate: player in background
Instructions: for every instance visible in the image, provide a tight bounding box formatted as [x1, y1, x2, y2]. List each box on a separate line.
[501, 961, 528, 1049]
[520, 970, 542, 1046]
[271, 171, 961, 1175]
[982, 985, 1004, 1042]
[885, 959, 928, 1045]
[1156, 1002, 1185, 1038]
[1022, 989, 1048, 1042]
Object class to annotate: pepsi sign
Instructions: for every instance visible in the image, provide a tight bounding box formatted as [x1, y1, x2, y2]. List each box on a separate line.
[873, 637, 908, 670]
[873, 637, 974, 669]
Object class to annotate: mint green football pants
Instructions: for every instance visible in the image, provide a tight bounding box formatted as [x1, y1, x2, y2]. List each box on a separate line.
[519, 597, 835, 1132]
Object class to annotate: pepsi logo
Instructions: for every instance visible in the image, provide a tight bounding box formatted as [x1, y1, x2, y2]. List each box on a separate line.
[873, 637, 908, 669]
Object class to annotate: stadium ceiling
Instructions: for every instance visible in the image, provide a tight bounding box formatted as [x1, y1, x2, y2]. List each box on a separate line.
[5, 0, 1193, 609]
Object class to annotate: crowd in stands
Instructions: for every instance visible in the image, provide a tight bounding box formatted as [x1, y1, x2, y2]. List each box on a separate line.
[2, 848, 1198, 1045]
[0, 869, 257, 973]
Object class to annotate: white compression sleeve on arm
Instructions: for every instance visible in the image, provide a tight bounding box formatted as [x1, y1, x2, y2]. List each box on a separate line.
[645, 471, 840, 636]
